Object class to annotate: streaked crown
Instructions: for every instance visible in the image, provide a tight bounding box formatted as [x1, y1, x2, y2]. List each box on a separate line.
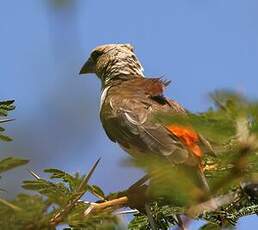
[79, 44, 144, 87]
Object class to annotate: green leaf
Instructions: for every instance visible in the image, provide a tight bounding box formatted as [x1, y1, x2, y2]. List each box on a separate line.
[0, 100, 15, 110]
[0, 100, 15, 117]
[0, 134, 13, 142]
[22, 179, 70, 205]
[0, 100, 15, 143]
[67, 203, 118, 229]
[48, 159, 101, 226]
[0, 157, 29, 174]
[129, 204, 180, 230]
[0, 198, 22, 211]
[129, 214, 149, 230]
[199, 222, 221, 230]
[0, 109, 8, 116]
[0, 100, 15, 106]
[44, 168, 80, 190]
[0, 194, 51, 230]
[155, 111, 235, 144]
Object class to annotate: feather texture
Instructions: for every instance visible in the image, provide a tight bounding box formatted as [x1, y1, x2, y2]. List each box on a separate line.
[80, 44, 211, 191]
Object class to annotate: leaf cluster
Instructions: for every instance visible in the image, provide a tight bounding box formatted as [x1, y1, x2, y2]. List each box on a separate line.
[0, 100, 15, 142]
[128, 90, 258, 229]
[0, 158, 119, 230]
[1, 92, 258, 229]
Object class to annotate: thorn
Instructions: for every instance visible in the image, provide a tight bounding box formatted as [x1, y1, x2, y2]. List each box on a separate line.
[84, 203, 97, 216]
[0, 118, 15, 123]
[27, 169, 41, 180]
[115, 209, 139, 215]
[79, 200, 91, 205]
[77, 158, 101, 192]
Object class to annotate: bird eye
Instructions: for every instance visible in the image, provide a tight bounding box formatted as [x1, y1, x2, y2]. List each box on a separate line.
[91, 50, 103, 61]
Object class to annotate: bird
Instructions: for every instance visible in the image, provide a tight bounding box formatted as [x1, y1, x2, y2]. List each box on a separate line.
[79, 43, 212, 194]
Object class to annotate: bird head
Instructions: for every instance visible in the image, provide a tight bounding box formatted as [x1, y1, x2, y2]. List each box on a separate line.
[79, 44, 144, 87]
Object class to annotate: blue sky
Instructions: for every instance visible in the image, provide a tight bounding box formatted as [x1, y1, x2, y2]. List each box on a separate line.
[0, 0, 258, 229]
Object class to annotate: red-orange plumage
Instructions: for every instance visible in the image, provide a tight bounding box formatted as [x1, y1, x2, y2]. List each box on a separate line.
[166, 124, 203, 157]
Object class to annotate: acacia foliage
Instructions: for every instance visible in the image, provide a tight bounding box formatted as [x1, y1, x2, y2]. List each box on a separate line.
[1, 91, 258, 230]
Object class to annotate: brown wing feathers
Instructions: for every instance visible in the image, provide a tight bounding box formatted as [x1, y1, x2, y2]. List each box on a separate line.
[140, 78, 205, 159]
[102, 77, 205, 163]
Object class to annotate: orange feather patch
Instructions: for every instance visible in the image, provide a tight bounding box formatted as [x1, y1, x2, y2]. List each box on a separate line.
[166, 124, 202, 157]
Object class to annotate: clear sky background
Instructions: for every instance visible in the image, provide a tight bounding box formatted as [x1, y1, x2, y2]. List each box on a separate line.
[0, 0, 258, 229]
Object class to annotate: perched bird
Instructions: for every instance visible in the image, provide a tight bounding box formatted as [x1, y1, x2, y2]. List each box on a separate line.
[80, 44, 211, 192]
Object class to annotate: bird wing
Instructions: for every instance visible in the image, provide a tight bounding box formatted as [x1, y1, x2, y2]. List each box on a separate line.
[101, 78, 207, 166]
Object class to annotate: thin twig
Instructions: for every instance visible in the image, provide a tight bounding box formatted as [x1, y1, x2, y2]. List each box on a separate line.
[0, 198, 22, 211]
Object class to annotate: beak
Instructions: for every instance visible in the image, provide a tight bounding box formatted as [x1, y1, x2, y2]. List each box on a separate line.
[79, 57, 95, 75]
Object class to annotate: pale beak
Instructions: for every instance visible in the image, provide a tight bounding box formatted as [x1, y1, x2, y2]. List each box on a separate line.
[79, 57, 95, 74]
